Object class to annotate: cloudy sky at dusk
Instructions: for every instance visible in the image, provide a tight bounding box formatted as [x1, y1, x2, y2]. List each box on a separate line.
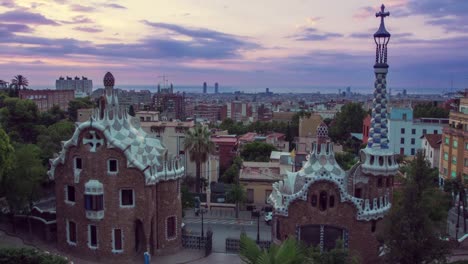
[0, 0, 467, 92]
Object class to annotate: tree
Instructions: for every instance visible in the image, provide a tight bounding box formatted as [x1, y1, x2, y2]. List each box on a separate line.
[221, 156, 243, 183]
[241, 142, 277, 162]
[10, 75, 29, 96]
[3, 144, 46, 234]
[67, 97, 95, 122]
[40, 105, 66, 126]
[128, 105, 136, 117]
[329, 103, 366, 143]
[184, 125, 215, 193]
[0, 128, 14, 183]
[36, 120, 75, 165]
[240, 233, 306, 264]
[0, 248, 68, 264]
[413, 102, 449, 119]
[227, 183, 246, 218]
[0, 97, 41, 143]
[334, 152, 356, 171]
[381, 151, 451, 264]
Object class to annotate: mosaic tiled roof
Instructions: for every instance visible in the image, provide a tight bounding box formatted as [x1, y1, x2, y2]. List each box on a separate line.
[48, 72, 184, 185]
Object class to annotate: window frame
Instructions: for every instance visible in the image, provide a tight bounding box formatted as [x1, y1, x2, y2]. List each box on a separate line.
[108, 159, 118, 174]
[74, 157, 82, 170]
[120, 189, 135, 208]
[166, 216, 177, 240]
[88, 224, 98, 249]
[67, 219, 77, 246]
[65, 185, 76, 204]
[112, 228, 123, 253]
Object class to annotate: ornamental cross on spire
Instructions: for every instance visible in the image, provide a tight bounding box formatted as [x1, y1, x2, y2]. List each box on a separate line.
[376, 4, 390, 22]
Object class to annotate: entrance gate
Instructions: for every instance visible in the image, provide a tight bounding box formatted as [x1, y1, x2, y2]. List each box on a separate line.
[298, 225, 348, 252]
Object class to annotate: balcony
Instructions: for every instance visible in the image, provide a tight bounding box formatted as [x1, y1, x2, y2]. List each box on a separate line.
[450, 111, 468, 124]
[443, 126, 468, 138]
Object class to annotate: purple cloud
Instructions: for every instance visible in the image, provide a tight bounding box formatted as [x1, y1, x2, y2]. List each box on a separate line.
[0, 23, 33, 33]
[289, 28, 343, 41]
[0, 10, 58, 25]
[70, 4, 95, 12]
[61, 15, 94, 24]
[104, 3, 126, 9]
[73, 27, 102, 33]
[0, 0, 17, 8]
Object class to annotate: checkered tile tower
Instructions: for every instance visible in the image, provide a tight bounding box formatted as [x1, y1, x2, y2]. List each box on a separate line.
[360, 4, 399, 176]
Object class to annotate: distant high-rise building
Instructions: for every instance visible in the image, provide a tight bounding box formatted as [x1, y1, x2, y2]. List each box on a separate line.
[203, 82, 207, 94]
[56, 76, 93, 96]
[154, 83, 185, 120]
[266, 88, 269, 94]
[215, 82, 219, 94]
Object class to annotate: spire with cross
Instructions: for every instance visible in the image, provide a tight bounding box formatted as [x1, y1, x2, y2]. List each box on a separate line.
[374, 4, 391, 65]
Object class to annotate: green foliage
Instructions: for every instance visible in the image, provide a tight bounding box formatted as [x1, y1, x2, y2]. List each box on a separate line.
[0, 128, 14, 183]
[334, 152, 356, 171]
[3, 144, 46, 214]
[241, 142, 277, 162]
[36, 120, 74, 165]
[181, 185, 194, 209]
[240, 233, 306, 264]
[40, 105, 66, 127]
[291, 111, 311, 127]
[381, 151, 451, 264]
[184, 125, 215, 193]
[67, 97, 95, 122]
[221, 156, 243, 183]
[227, 183, 246, 218]
[329, 103, 366, 143]
[0, 248, 67, 264]
[413, 103, 449, 119]
[0, 97, 41, 143]
[240, 234, 355, 264]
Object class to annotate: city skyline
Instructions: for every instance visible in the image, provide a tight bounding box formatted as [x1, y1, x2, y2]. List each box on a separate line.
[0, 0, 467, 91]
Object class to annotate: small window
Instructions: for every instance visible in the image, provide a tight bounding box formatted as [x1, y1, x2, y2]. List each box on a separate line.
[402, 113, 407, 121]
[354, 188, 362, 198]
[411, 129, 416, 135]
[319, 191, 327, 211]
[67, 220, 77, 245]
[411, 148, 415, 155]
[465, 142, 468, 150]
[166, 216, 176, 239]
[453, 140, 458, 148]
[108, 159, 118, 173]
[121, 189, 134, 207]
[411, 138, 415, 145]
[445, 137, 450, 145]
[88, 225, 98, 248]
[371, 220, 376, 233]
[444, 152, 448, 161]
[140, 117, 144, 121]
[422, 129, 427, 135]
[452, 156, 457, 165]
[433, 130, 438, 134]
[311, 194, 317, 207]
[400, 138, 405, 144]
[400, 128, 405, 134]
[66, 185, 75, 203]
[112, 229, 123, 252]
[75, 157, 82, 170]
[443, 168, 447, 175]
[329, 195, 335, 208]
[377, 178, 383, 188]
[451, 171, 456, 178]
[464, 158, 468, 167]
[84, 194, 104, 211]
[146, 116, 151, 121]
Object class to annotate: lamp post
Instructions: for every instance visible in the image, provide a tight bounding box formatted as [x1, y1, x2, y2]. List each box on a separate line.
[252, 207, 262, 244]
[200, 206, 207, 238]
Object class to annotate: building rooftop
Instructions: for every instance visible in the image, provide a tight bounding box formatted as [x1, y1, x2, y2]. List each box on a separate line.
[421, 134, 442, 149]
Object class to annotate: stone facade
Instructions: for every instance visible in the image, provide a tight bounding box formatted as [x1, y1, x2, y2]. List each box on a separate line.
[49, 72, 184, 262]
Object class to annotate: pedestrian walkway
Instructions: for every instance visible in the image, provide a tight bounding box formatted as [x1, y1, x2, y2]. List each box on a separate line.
[184, 218, 254, 226]
[184, 208, 253, 220]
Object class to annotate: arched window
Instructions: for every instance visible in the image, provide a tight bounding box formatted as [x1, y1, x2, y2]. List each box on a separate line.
[379, 156, 384, 166]
[370, 155, 375, 165]
[329, 195, 335, 208]
[319, 191, 327, 211]
[371, 220, 377, 233]
[311, 194, 317, 207]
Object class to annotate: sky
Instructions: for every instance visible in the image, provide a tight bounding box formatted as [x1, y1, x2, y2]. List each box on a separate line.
[0, 0, 467, 93]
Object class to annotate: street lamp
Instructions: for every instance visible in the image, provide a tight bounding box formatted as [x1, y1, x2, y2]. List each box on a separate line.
[251, 207, 262, 244]
[200, 205, 207, 238]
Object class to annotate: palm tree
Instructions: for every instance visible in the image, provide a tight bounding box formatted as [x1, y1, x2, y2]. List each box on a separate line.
[240, 233, 306, 264]
[228, 183, 246, 218]
[184, 124, 215, 193]
[10, 75, 29, 96]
